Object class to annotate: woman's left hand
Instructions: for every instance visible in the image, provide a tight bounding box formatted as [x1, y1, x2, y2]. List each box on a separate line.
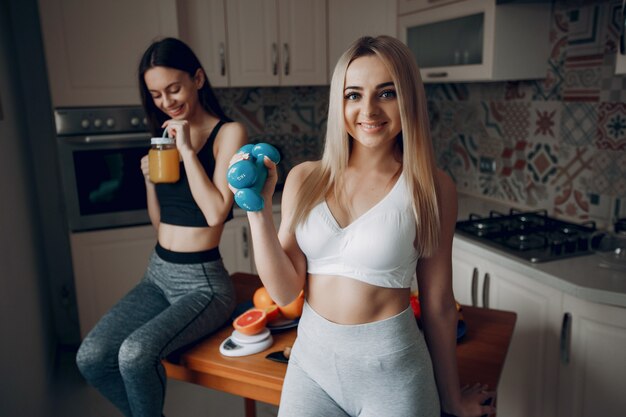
[443, 383, 496, 417]
[162, 119, 192, 155]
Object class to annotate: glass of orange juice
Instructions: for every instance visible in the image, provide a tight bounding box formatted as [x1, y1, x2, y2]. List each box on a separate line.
[149, 132, 179, 183]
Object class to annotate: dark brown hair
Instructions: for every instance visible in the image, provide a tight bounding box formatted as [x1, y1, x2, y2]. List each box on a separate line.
[138, 37, 230, 136]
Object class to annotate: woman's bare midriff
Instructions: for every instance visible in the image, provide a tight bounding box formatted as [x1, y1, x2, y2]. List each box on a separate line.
[157, 222, 224, 252]
[305, 274, 411, 325]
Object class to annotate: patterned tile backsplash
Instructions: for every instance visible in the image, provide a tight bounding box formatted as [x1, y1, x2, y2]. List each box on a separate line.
[215, 86, 329, 186]
[216, 0, 625, 227]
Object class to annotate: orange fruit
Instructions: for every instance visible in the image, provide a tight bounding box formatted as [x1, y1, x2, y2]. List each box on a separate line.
[232, 308, 267, 335]
[264, 304, 280, 322]
[278, 290, 305, 320]
[253, 286, 275, 309]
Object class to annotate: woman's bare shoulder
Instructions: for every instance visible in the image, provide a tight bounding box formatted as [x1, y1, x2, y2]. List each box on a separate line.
[285, 160, 320, 186]
[218, 121, 247, 140]
[213, 121, 247, 155]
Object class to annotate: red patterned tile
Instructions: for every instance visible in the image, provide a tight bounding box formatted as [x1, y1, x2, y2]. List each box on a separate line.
[596, 102, 626, 150]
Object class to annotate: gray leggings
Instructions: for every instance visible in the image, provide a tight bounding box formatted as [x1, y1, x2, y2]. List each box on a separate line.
[76, 246, 236, 417]
[278, 302, 440, 417]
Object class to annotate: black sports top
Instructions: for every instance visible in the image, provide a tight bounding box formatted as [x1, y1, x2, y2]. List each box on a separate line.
[155, 120, 233, 227]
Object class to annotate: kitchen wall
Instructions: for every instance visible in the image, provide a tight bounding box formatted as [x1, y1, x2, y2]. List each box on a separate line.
[216, 0, 625, 229]
[427, 0, 626, 227]
[0, 0, 57, 415]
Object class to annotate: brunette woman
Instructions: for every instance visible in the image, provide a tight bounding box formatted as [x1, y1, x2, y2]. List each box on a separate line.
[76, 37, 247, 417]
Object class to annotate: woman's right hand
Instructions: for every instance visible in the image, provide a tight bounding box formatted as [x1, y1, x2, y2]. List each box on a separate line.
[227, 152, 278, 202]
[260, 155, 279, 200]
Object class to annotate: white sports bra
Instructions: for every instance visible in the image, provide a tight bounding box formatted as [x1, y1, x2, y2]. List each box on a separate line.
[295, 173, 418, 288]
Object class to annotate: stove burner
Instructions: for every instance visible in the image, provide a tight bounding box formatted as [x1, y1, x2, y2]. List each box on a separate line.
[510, 216, 545, 231]
[468, 221, 502, 236]
[504, 234, 547, 251]
[456, 210, 596, 263]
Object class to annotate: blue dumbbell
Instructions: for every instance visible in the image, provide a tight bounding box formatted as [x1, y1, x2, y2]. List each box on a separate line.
[227, 143, 280, 211]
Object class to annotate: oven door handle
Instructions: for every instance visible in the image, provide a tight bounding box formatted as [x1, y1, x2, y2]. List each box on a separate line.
[62, 133, 150, 145]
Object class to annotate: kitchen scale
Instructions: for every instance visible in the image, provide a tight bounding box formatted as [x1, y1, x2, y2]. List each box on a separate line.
[219, 327, 273, 357]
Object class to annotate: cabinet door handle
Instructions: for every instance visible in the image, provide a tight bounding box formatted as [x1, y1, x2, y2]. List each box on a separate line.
[471, 267, 478, 307]
[482, 272, 490, 309]
[242, 228, 249, 258]
[283, 43, 290, 76]
[426, 72, 448, 78]
[560, 312, 571, 364]
[272, 43, 278, 76]
[219, 42, 226, 76]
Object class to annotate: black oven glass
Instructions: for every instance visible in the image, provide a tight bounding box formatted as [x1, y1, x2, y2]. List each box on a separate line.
[72, 146, 149, 216]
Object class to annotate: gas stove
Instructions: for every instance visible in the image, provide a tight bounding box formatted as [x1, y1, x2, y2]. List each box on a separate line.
[455, 209, 597, 263]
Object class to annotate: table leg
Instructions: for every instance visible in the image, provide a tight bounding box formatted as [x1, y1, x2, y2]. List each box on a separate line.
[244, 398, 256, 417]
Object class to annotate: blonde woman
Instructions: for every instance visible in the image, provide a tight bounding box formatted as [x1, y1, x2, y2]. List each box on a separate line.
[239, 36, 495, 417]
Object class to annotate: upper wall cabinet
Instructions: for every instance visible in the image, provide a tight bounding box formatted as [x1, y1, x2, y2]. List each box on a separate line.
[38, 0, 178, 107]
[398, 0, 463, 14]
[328, 0, 397, 78]
[226, 0, 327, 87]
[398, 0, 551, 83]
[176, 0, 228, 87]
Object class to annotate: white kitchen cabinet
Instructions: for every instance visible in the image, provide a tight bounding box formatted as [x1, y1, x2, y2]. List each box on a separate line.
[486, 262, 562, 417]
[398, 0, 463, 14]
[452, 238, 561, 417]
[221, 210, 281, 275]
[220, 215, 255, 275]
[38, 0, 178, 107]
[451, 238, 485, 307]
[176, 0, 229, 87]
[398, 0, 551, 83]
[70, 224, 157, 338]
[226, 0, 327, 87]
[328, 0, 397, 78]
[557, 295, 626, 417]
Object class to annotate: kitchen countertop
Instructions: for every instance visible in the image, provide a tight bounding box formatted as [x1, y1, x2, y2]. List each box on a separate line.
[456, 192, 626, 308]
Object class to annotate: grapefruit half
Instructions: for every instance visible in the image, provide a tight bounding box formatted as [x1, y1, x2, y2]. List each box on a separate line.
[232, 308, 267, 335]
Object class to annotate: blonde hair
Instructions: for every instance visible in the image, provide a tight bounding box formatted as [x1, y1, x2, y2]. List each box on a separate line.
[290, 36, 441, 257]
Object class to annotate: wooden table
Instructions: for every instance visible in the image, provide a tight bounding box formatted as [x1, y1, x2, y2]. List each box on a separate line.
[164, 273, 516, 415]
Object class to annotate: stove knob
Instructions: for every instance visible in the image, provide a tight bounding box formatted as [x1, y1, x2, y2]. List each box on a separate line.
[81, 119, 90, 129]
[564, 238, 577, 253]
[106, 118, 115, 128]
[550, 240, 563, 255]
[131, 117, 140, 127]
[94, 118, 103, 128]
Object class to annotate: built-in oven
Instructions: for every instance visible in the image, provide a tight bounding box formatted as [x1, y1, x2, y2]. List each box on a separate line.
[55, 106, 152, 231]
